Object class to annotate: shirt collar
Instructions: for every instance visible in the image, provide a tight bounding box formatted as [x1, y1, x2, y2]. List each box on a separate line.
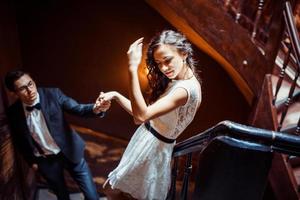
[22, 93, 40, 113]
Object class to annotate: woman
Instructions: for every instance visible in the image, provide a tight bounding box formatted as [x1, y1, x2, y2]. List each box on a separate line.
[101, 30, 202, 199]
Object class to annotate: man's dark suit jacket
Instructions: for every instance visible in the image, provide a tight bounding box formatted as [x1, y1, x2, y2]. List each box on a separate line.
[7, 87, 100, 165]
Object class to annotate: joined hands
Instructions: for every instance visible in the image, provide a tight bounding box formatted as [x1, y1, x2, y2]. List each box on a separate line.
[93, 92, 112, 114]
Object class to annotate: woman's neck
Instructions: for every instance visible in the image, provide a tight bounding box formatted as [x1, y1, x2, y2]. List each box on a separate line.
[176, 67, 194, 80]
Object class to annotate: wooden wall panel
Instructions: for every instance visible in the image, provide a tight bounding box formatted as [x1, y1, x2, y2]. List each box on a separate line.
[0, 0, 34, 199]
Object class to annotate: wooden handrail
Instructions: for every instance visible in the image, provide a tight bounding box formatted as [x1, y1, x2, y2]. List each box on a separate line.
[173, 120, 300, 158]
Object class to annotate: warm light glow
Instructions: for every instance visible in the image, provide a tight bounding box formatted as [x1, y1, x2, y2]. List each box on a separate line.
[138, 50, 150, 92]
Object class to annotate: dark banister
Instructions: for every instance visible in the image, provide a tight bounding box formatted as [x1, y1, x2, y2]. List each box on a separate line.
[252, 0, 265, 39]
[173, 120, 300, 158]
[166, 157, 178, 200]
[235, 0, 245, 23]
[296, 115, 300, 135]
[275, 90, 300, 111]
[169, 120, 300, 199]
[179, 153, 192, 200]
[277, 1, 300, 131]
[224, 0, 232, 10]
[284, 1, 300, 67]
[277, 72, 299, 132]
[273, 43, 292, 104]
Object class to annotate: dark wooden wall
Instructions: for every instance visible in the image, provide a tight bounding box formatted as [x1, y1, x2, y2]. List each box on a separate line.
[0, 0, 33, 199]
[13, 0, 250, 141]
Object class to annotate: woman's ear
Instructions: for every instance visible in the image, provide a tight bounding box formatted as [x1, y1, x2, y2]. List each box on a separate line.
[181, 52, 188, 60]
[181, 53, 187, 60]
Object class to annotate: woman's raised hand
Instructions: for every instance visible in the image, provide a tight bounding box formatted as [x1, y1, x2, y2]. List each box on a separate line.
[127, 37, 143, 71]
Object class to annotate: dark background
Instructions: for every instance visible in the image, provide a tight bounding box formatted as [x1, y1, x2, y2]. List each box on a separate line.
[2, 0, 250, 141]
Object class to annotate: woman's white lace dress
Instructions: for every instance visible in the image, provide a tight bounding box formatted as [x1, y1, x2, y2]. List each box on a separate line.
[105, 76, 202, 200]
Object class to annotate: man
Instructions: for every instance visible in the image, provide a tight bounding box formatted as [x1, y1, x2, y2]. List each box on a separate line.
[5, 70, 110, 200]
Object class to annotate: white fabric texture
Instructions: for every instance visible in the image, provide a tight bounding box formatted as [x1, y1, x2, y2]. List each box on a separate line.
[105, 76, 201, 200]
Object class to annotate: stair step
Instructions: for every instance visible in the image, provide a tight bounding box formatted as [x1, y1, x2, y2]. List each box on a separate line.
[281, 125, 298, 135]
[35, 189, 107, 200]
[293, 167, 300, 192]
[288, 156, 300, 168]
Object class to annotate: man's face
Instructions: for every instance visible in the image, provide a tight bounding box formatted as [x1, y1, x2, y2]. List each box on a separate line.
[13, 74, 38, 105]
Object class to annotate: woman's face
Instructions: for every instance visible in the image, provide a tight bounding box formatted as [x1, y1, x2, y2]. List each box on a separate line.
[153, 44, 187, 80]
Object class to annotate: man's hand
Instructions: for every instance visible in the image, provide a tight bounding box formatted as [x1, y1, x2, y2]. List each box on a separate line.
[32, 163, 38, 171]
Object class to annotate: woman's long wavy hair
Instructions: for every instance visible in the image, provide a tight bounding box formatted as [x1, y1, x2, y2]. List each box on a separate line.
[146, 30, 198, 103]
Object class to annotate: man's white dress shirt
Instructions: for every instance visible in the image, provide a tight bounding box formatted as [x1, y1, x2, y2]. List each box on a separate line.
[23, 94, 60, 157]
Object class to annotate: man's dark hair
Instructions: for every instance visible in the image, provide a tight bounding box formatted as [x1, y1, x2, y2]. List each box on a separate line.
[4, 70, 28, 92]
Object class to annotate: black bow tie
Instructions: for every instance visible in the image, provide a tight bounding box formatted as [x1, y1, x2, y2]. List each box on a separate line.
[26, 103, 41, 112]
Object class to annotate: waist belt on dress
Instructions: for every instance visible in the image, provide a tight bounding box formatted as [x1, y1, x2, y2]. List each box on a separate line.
[145, 122, 175, 144]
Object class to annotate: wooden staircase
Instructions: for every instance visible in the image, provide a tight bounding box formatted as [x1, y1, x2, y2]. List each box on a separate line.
[145, 0, 300, 199]
[145, 0, 275, 104]
[0, 0, 299, 199]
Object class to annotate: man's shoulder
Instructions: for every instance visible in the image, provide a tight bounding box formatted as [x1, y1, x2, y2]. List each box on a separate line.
[7, 100, 22, 115]
[38, 87, 60, 92]
[38, 87, 63, 96]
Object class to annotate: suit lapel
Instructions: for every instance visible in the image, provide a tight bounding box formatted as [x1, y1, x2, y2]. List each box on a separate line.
[38, 88, 50, 121]
[14, 100, 35, 147]
[15, 100, 29, 132]
[37, 88, 53, 136]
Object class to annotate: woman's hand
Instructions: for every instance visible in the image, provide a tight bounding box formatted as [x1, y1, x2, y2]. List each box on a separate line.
[97, 91, 133, 115]
[98, 91, 118, 101]
[127, 37, 143, 71]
